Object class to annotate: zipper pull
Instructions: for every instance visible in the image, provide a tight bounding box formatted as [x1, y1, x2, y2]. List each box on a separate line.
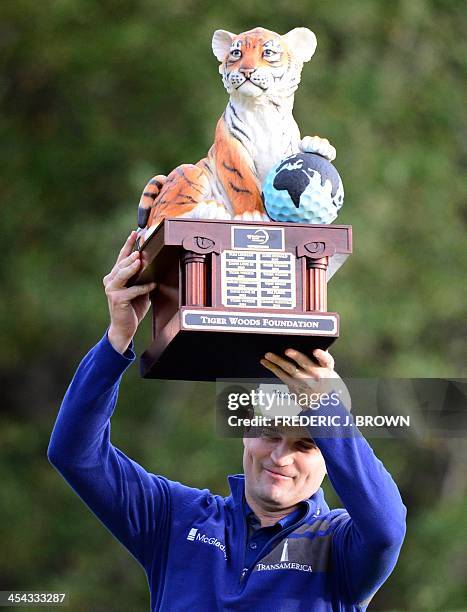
[240, 567, 248, 582]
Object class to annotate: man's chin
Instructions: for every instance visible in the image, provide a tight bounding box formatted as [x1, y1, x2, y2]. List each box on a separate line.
[259, 483, 292, 507]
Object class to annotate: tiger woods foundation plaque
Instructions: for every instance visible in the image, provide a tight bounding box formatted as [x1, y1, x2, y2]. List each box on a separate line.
[127, 219, 352, 381]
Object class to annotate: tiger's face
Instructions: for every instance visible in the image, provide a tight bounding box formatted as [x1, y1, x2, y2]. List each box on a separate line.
[212, 27, 317, 100]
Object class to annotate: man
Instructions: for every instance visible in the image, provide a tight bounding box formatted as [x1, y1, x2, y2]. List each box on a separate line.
[48, 232, 406, 611]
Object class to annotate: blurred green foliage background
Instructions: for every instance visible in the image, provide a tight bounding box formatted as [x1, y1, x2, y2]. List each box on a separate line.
[1, 0, 466, 610]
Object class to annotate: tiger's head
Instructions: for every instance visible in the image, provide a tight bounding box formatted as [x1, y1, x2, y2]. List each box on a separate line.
[212, 27, 317, 101]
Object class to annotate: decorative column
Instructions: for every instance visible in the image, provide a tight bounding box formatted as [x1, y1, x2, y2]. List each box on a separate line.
[297, 240, 336, 313]
[306, 256, 328, 311]
[183, 251, 207, 306]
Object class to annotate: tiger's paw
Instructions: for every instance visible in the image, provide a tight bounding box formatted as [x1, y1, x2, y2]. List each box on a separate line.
[182, 200, 232, 220]
[233, 211, 269, 222]
[300, 136, 336, 162]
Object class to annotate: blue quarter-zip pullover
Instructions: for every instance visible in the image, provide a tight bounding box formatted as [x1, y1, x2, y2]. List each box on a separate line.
[48, 333, 406, 611]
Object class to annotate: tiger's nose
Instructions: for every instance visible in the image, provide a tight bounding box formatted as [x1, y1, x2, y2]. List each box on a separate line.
[239, 68, 256, 79]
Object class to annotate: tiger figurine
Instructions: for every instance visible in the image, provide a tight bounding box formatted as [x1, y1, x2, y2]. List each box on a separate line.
[137, 26, 336, 243]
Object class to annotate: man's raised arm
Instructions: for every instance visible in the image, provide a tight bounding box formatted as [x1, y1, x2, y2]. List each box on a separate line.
[261, 349, 407, 607]
[47, 232, 164, 568]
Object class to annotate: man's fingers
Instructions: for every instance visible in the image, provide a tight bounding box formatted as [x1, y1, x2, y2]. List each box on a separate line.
[123, 282, 156, 300]
[284, 348, 316, 373]
[104, 243, 139, 286]
[114, 258, 141, 284]
[108, 282, 156, 305]
[312, 349, 335, 370]
[105, 256, 141, 291]
[106, 251, 140, 284]
[261, 358, 318, 403]
[284, 348, 334, 373]
[116, 231, 138, 265]
[260, 358, 294, 386]
[264, 352, 300, 377]
[265, 350, 317, 381]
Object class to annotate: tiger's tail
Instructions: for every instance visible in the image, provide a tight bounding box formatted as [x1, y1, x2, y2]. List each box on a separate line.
[137, 175, 167, 229]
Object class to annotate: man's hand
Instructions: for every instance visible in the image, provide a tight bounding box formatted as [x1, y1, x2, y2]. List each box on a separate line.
[261, 348, 337, 382]
[103, 231, 156, 354]
[261, 348, 351, 411]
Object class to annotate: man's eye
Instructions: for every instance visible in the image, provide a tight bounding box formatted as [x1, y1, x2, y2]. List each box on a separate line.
[296, 442, 317, 452]
[230, 49, 242, 59]
[263, 49, 278, 58]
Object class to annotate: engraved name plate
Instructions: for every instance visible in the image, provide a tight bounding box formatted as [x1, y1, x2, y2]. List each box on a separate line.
[221, 250, 296, 309]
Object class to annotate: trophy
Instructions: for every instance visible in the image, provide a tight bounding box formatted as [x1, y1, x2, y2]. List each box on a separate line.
[127, 27, 352, 380]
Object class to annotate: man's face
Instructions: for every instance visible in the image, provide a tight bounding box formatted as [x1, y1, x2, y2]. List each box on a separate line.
[243, 429, 326, 511]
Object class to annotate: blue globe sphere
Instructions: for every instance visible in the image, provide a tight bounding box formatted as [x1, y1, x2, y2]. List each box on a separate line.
[262, 152, 344, 224]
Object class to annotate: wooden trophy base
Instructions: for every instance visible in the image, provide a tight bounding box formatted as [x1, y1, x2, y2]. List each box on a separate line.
[140, 307, 339, 381]
[128, 218, 352, 381]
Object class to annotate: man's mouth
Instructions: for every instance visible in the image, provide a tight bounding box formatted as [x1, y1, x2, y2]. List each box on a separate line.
[263, 467, 294, 480]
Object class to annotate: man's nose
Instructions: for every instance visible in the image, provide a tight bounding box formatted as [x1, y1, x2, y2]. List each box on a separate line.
[239, 67, 256, 79]
[270, 441, 294, 465]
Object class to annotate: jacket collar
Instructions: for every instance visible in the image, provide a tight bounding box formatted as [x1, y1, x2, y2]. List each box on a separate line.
[227, 473, 330, 518]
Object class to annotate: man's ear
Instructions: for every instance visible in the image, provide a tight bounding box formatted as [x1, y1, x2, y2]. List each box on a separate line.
[212, 30, 236, 61]
[282, 28, 317, 63]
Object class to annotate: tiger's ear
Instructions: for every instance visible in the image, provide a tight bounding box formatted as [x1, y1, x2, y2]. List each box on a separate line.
[212, 30, 236, 62]
[282, 28, 317, 63]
